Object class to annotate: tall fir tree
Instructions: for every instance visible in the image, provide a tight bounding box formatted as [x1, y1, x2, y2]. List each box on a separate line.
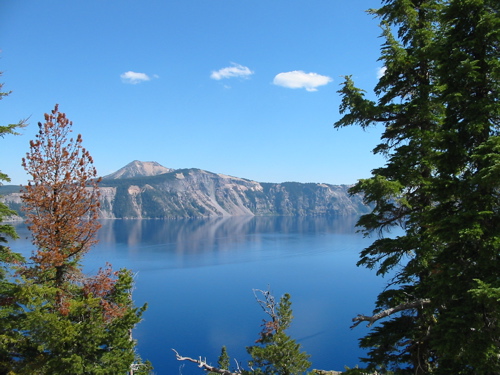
[427, 0, 500, 372]
[336, 0, 500, 373]
[336, 0, 443, 372]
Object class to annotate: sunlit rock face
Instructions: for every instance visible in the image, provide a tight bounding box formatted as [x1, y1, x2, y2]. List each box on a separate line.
[1, 161, 371, 219]
[102, 160, 173, 180]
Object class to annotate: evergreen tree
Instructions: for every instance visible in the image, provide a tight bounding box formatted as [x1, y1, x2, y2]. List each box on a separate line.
[246, 290, 311, 375]
[0, 72, 27, 281]
[174, 289, 311, 375]
[335, 0, 500, 373]
[209, 346, 231, 375]
[10, 269, 150, 374]
[2, 105, 152, 374]
[427, 0, 500, 372]
[0, 72, 28, 373]
[336, 0, 443, 372]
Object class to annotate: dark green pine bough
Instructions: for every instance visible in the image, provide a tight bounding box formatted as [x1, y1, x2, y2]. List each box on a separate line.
[335, 0, 500, 374]
[0, 74, 28, 372]
[174, 1, 499, 374]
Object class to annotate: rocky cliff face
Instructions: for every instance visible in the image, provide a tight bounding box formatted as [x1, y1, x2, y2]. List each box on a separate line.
[0, 162, 371, 219]
[0, 186, 23, 221]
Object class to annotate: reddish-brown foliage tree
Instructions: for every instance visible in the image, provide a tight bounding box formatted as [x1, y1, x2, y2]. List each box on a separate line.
[9, 105, 152, 374]
[21, 104, 101, 288]
[82, 263, 129, 322]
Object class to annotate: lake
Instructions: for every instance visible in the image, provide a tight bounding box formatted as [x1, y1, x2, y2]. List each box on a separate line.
[10, 216, 393, 374]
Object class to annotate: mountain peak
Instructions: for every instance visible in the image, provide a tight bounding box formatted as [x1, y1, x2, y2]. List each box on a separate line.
[103, 161, 173, 180]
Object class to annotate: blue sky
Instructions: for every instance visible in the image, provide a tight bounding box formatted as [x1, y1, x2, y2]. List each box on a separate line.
[1, 0, 386, 186]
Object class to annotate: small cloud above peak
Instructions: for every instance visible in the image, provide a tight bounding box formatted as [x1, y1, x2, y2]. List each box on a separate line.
[273, 70, 332, 92]
[211, 63, 254, 80]
[120, 71, 154, 84]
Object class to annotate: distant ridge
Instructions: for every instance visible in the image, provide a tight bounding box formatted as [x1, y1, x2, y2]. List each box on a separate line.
[0, 161, 372, 219]
[102, 160, 173, 180]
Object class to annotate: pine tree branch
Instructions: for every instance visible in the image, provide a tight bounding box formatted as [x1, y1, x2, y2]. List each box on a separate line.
[172, 349, 241, 375]
[351, 298, 431, 328]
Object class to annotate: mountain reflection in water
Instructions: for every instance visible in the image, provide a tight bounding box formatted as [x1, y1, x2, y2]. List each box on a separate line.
[11, 216, 392, 374]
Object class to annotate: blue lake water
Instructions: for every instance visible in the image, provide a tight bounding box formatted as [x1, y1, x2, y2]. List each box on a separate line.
[10, 216, 394, 374]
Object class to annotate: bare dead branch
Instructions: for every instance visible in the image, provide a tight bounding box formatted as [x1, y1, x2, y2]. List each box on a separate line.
[253, 288, 277, 320]
[351, 298, 431, 328]
[172, 349, 241, 375]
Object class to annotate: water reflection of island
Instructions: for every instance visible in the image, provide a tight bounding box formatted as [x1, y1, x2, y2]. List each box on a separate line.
[97, 215, 360, 256]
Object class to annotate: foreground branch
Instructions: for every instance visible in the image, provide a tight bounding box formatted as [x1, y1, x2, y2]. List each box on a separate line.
[172, 349, 241, 375]
[253, 288, 277, 319]
[351, 298, 431, 328]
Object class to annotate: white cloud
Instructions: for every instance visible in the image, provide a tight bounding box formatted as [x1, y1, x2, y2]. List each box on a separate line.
[377, 66, 387, 79]
[120, 71, 152, 84]
[210, 63, 254, 80]
[273, 71, 332, 92]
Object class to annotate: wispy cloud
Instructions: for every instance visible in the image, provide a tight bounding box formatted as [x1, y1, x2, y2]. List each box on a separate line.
[210, 63, 254, 80]
[120, 71, 153, 84]
[273, 71, 332, 92]
[377, 66, 387, 79]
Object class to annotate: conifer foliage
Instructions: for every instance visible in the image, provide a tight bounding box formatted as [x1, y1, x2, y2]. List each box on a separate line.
[0, 104, 152, 374]
[246, 290, 311, 375]
[336, 0, 500, 373]
[0, 73, 27, 278]
[0, 72, 28, 373]
[174, 289, 311, 375]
